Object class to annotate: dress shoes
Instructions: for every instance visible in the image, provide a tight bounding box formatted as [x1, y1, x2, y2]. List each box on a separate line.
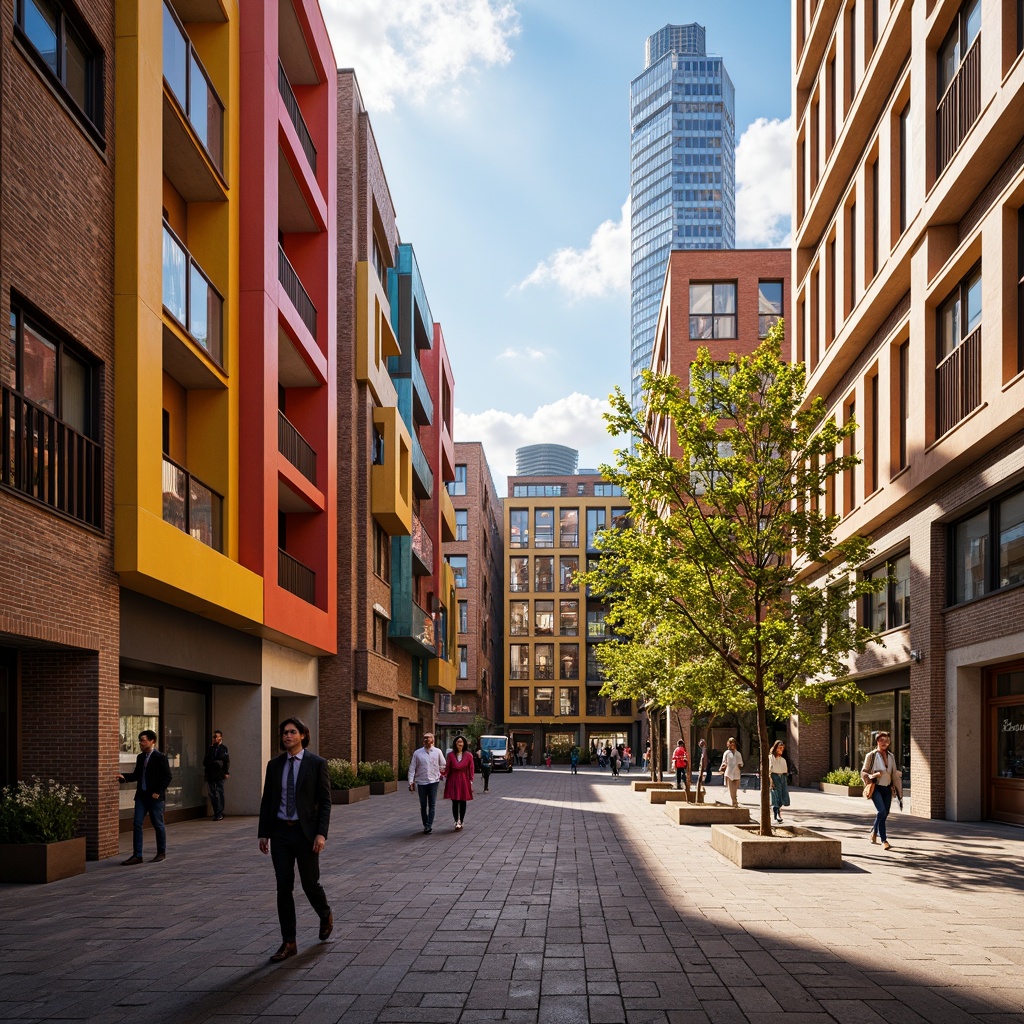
[212, 815, 224, 821]
[121, 856, 143, 865]
[269, 942, 298, 963]
[151, 853, 166, 862]
[319, 912, 334, 941]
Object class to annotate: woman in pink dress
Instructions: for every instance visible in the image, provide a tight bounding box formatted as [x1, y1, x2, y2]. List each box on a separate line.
[444, 735, 475, 830]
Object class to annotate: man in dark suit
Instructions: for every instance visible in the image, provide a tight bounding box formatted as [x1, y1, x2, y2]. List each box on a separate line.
[203, 729, 230, 820]
[258, 716, 333, 962]
[118, 729, 173, 865]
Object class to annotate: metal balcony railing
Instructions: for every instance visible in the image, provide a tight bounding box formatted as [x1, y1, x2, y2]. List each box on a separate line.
[410, 512, 433, 573]
[278, 548, 316, 604]
[936, 36, 981, 174]
[935, 325, 981, 439]
[278, 410, 316, 485]
[278, 60, 316, 173]
[163, 223, 224, 364]
[278, 245, 317, 338]
[162, 456, 222, 551]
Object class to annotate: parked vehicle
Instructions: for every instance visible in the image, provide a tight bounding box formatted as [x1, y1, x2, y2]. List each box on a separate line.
[479, 735, 513, 773]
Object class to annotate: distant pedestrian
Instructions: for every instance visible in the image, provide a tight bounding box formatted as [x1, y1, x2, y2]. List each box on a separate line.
[643, 744, 651, 773]
[720, 737, 744, 807]
[768, 740, 791, 823]
[203, 729, 230, 820]
[408, 733, 447, 834]
[609, 746, 620, 777]
[544, 748, 552, 768]
[695, 739, 709, 786]
[570, 746, 579, 774]
[861, 731, 903, 850]
[478, 742, 492, 792]
[623, 746, 632, 772]
[671, 740, 689, 789]
[444, 735, 474, 831]
[118, 730, 172, 864]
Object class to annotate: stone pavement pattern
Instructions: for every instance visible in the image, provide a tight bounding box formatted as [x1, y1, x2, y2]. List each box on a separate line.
[1, 768, 1023, 1024]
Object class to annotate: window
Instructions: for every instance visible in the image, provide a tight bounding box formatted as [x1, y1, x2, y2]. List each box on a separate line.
[593, 483, 623, 496]
[843, 397, 856, 515]
[4, 305, 101, 527]
[559, 556, 579, 592]
[534, 556, 554, 592]
[15, 0, 104, 140]
[509, 686, 529, 716]
[372, 612, 389, 657]
[512, 484, 565, 496]
[953, 509, 988, 603]
[587, 609, 607, 638]
[690, 282, 737, 339]
[586, 508, 606, 549]
[372, 521, 391, 578]
[827, 236, 837, 345]
[534, 600, 554, 636]
[559, 647, 579, 682]
[1020, 208, 1024, 376]
[457, 600, 468, 633]
[611, 507, 630, 530]
[586, 647, 606, 682]
[898, 102, 911, 236]
[938, 0, 981, 96]
[371, 424, 385, 466]
[1000, 492, 1024, 588]
[559, 600, 579, 636]
[938, 267, 982, 359]
[534, 508, 554, 548]
[447, 555, 467, 589]
[937, 0, 982, 172]
[936, 265, 982, 437]
[162, 222, 224, 364]
[447, 464, 467, 495]
[458, 645, 468, 679]
[510, 508, 528, 547]
[535, 646, 554, 681]
[509, 645, 530, 680]
[827, 53, 837, 152]
[611, 699, 633, 717]
[509, 556, 529, 592]
[438, 693, 452, 714]
[758, 281, 783, 337]
[897, 340, 910, 470]
[559, 686, 579, 715]
[559, 508, 579, 547]
[848, 199, 858, 310]
[870, 158, 880, 279]
[455, 509, 468, 541]
[868, 372, 879, 494]
[510, 601, 529, 636]
[847, 0, 858, 101]
[534, 686, 554, 715]
[865, 552, 910, 631]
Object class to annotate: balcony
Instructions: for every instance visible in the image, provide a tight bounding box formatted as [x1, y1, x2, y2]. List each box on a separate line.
[936, 36, 981, 175]
[162, 456, 222, 551]
[278, 411, 316, 485]
[389, 600, 436, 658]
[278, 245, 317, 339]
[355, 262, 400, 406]
[586, 696, 607, 716]
[371, 406, 412, 535]
[163, 224, 224, 366]
[278, 60, 316, 174]
[935, 326, 981, 439]
[440, 486, 457, 543]
[411, 512, 433, 575]
[278, 548, 316, 605]
[410, 431, 433, 499]
[428, 653, 456, 694]
[1, 387, 102, 528]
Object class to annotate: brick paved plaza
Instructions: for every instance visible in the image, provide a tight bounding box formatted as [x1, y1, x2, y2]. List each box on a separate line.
[1, 768, 1022, 1024]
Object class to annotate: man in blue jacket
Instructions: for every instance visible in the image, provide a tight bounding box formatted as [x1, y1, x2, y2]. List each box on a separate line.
[118, 729, 172, 865]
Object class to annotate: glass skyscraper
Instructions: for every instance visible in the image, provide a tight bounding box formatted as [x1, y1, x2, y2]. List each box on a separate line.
[629, 23, 736, 413]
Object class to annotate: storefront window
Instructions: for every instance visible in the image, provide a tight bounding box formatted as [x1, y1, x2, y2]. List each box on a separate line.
[164, 689, 205, 813]
[996, 706, 1024, 778]
[119, 684, 159, 817]
[855, 690, 895, 768]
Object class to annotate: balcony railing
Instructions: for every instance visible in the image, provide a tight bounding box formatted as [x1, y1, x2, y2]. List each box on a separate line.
[509, 665, 530, 680]
[278, 411, 316, 485]
[278, 245, 317, 338]
[559, 532, 579, 547]
[936, 36, 981, 174]
[163, 223, 224, 364]
[278, 548, 316, 604]
[935, 325, 981, 439]
[162, 1, 224, 170]
[2, 387, 102, 528]
[410, 512, 433, 574]
[586, 697, 607, 716]
[278, 60, 316, 174]
[162, 456, 222, 551]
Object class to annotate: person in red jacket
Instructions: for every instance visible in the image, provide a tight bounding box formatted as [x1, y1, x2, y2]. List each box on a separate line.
[443, 735, 475, 831]
[672, 740, 689, 790]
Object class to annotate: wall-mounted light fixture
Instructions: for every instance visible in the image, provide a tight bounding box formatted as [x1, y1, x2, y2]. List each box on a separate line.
[910, 649, 922, 663]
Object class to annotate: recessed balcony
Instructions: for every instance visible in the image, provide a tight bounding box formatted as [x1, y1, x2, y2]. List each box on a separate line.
[278, 548, 316, 605]
[162, 222, 224, 369]
[935, 325, 981, 439]
[162, 455, 222, 551]
[278, 245, 317, 340]
[278, 410, 316, 485]
[278, 60, 316, 174]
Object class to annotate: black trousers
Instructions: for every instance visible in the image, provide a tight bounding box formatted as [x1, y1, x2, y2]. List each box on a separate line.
[270, 820, 330, 941]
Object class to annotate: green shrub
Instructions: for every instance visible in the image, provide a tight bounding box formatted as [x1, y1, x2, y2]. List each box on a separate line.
[327, 759, 358, 790]
[822, 767, 863, 786]
[369, 760, 395, 782]
[0, 778, 86, 844]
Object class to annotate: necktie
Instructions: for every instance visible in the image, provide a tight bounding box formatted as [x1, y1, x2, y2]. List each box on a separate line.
[142, 752, 151, 790]
[286, 756, 297, 818]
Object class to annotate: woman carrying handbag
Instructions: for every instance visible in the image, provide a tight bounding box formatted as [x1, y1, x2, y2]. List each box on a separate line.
[861, 731, 903, 850]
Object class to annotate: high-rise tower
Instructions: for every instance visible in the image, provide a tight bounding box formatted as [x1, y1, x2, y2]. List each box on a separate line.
[629, 23, 736, 413]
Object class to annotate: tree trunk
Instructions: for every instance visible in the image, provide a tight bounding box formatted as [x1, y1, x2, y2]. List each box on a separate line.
[756, 689, 772, 836]
[650, 708, 663, 782]
[695, 716, 715, 802]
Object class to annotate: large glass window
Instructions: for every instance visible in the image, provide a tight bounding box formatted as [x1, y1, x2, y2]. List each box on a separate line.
[534, 601, 554, 636]
[938, 0, 981, 96]
[458, 600, 468, 633]
[949, 485, 1024, 601]
[509, 556, 529, 592]
[855, 690, 896, 768]
[559, 556, 579, 592]
[593, 483, 623, 496]
[509, 645, 529, 680]
[455, 509, 468, 541]
[458, 645, 468, 679]
[535, 645, 554, 680]
[559, 686, 579, 715]
[690, 282, 737, 339]
[509, 601, 529, 636]
[447, 555, 467, 589]
[560, 646, 579, 681]
[587, 609, 608, 638]
[559, 508, 579, 547]
[534, 508, 554, 548]
[510, 508, 529, 547]
[162, 223, 224, 364]
[1000, 492, 1024, 588]
[559, 600, 578, 636]
[954, 509, 988, 604]
[586, 508, 606, 549]
[534, 686, 554, 715]
[534, 556, 554, 592]
[758, 281, 783, 337]
[865, 552, 910, 632]
[938, 265, 982, 359]
[508, 686, 529, 716]
[448, 464, 467, 495]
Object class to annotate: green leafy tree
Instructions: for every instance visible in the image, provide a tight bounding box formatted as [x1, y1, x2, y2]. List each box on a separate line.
[590, 328, 885, 836]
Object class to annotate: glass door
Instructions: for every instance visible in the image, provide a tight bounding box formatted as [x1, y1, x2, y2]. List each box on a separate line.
[164, 688, 205, 814]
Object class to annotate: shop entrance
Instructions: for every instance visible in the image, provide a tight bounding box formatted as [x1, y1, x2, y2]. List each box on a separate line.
[511, 732, 534, 766]
[986, 665, 1024, 825]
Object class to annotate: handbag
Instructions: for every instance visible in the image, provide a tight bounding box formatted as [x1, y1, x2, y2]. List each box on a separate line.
[863, 780, 876, 799]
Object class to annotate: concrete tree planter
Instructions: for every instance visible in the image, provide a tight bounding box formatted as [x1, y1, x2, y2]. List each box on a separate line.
[330, 785, 371, 805]
[369, 781, 398, 796]
[0, 837, 86, 883]
[631, 781, 674, 792]
[648, 789, 705, 805]
[710, 824, 842, 869]
[663, 802, 748, 825]
[819, 782, 864, 798]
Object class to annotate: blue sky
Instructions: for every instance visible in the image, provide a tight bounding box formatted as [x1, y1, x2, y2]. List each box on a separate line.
[323, 1, 792, 490]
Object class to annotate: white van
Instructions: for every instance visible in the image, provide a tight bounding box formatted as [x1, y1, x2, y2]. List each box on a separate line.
[479, 735, 513, 773]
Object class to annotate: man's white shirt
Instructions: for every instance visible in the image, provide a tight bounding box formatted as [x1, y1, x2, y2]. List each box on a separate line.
[408, 746, 446, 784]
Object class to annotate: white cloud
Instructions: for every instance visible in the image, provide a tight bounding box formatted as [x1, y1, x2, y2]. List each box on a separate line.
[455, 393, 615, 495]
[517, 197, 631, 302]
[496, 346, 546, 361]
[322, 0, 520, 112]
[735, 116, 793, 248]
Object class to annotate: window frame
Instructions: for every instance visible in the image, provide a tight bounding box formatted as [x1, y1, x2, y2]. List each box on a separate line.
[863, 551, 910, 632]
[455, 508, 468, 542]
[447, 463, 467, 496]
[446, 554, 468, 589]
[949, 485, 1024, 606]
[689, 281, 738, 340]
[757, 280, 784, 338]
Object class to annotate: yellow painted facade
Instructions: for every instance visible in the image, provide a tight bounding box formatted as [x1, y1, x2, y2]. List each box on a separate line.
[428, 560, 458, 694]
[371, 406, 414, 536]
[355, 261, 400, 407]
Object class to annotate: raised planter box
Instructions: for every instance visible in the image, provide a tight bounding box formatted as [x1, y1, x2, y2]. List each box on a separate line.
[631, 781, 674, 792]
[664, 802, 748, 825]
[819, 781, 864, 798]
[369, 780, 398, 796]
[648, 789, 705, 805]
[711, 824, 842, 869]
[331, 785, 371, 805]
[0, 837, 86, 883]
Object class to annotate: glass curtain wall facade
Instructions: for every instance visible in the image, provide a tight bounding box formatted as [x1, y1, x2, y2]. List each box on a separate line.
[629, 23, 736, 413]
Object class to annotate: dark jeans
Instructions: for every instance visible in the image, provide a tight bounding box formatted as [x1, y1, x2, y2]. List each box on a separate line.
[570, 762, 578, 774]
[870, 784, 893, 842]
[675, 767, 686, 789]
[132, 795, 166, 857]
[481, 767, 491, 789]
[451, 799, 467, 822]
[207, 779, 225, 817]
[417, 782, 439, 828]
[270, 821, 330, 942]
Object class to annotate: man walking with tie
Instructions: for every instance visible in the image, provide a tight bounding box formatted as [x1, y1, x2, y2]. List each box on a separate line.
[258, 717, 333, 963]
[118, 729, 172, 864]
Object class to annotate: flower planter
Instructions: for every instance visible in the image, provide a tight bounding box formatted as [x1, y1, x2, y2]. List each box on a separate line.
[368, 781, 398, 796]
[648, 789, 705, 805]
[663, 801, 748, 825]
[330, 785, 371, 804]
[819, 781, 864, 798]
[710, 823, 842, 869]
[0, 837, 86, 883]
[631, 781, 674, 792]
